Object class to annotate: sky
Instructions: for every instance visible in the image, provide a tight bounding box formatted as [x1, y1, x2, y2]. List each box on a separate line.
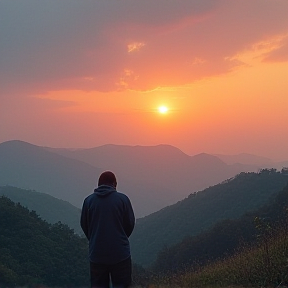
[1, 0, 288, 160]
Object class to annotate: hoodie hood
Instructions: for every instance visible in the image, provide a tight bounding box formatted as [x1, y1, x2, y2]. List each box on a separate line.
[94, 185, 116, 197]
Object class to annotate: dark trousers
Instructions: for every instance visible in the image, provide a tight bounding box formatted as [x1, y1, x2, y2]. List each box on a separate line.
[90, 257, 132, 288]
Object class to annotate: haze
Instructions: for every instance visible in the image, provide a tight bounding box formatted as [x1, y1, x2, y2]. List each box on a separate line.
[1, 0, 287, 160]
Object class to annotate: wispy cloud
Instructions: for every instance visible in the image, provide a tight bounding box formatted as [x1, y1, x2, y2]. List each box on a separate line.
[127, 42, 145, 53]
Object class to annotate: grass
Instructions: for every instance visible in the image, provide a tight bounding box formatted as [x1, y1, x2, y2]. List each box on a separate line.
[148, 220, 288, 288]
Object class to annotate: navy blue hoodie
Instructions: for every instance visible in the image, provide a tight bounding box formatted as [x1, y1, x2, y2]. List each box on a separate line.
[80, 185, 135, 264]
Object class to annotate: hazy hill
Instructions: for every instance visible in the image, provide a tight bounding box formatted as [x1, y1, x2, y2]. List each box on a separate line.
[214, 153, 273, 166]
[2, 140, 286, 218]
[1, 140, 261, 217]
[0, 186, 82, 234]
[0, 141, 169, 217]
[0, 141, 182, 216]
[0, 140, 102, 207]
[46, 143, 260, 213]
[0, 141, 183, 216]
[47, 144, 251, 192]
[130, 170, 288, 266]
[214, 153, 288, 170]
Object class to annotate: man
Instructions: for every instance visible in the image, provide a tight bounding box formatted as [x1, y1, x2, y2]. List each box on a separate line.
[81, 171, 135, 288]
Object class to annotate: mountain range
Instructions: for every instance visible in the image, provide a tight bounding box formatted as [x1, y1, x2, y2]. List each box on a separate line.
[1, 175, 288, 287]
[2, 170, 288, 268]
[2, 140, 287, 217]
[214, 153, 288, 169]
[130, 170, 288, 266]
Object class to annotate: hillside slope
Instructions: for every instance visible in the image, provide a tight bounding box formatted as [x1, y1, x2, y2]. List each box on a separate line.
[214, 153, 288, 170]
[1, 140, 259, 217]
[130, 170, 288, 266]
[48, 144, 256, 193]
[0, 186, 82, 234]
[0, 196, 89, 286]
[152, 182, 288, 274]
[0, 140, 101, 208]
[47, 143, 259, 211]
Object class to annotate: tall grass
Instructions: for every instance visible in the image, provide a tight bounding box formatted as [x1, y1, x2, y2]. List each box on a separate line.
[181, 226, 288, 287]
[150, 218, 288, 288]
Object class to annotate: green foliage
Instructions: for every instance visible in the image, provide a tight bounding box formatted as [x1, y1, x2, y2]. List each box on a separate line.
[150, 182, 288, 287]
[0, 185, 82, 234]
[151, 216, 255, 274]
[0, 196, 89, 287]
[131, 170, 288, 266]
[1, 169, 288, 287]
[178, 227, 288, 287]
[0, 263, 18, 285]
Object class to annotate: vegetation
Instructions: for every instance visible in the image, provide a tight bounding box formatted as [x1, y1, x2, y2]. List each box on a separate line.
[0, 196, 149, 287]
[0, 186, 82, 234]
[0, 196, 89, 287]
[131, 169, 288, 266]
[145, 181, 288, 287]
[166, 225, 288, 287]
[1, 169, 288, 287]
[151, 178, 288, 274]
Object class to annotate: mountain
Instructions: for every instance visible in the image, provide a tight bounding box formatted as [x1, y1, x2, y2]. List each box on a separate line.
[45, 143, 260, 214]
[1, 140, 258, 217]
[129, 170, 288, 266]
[214, 153, 288, 170]
[214, 153, 273, 166]
[0, 140, 102, 208]
[2, 140, 285, 218]
[0, 196, 89, 286]
[0, 186, 82, 234]
[151, 181, 288, 274]
[0, 141, 181, 217]
[46, 145, 247, 192]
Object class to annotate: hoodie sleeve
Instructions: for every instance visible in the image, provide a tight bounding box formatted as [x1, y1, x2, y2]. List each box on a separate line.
[80, 199, 89, 240]
[123, 197, 135, 237]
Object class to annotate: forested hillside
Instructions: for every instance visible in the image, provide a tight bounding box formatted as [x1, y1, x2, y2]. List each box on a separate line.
[149, 182, 288, 287]
[130, 169, 288, 266]
[151, 181, 288, 274]
[1, 172, 287, 287]
[0, 186, 82, 234]
[0, 196, 89, 286]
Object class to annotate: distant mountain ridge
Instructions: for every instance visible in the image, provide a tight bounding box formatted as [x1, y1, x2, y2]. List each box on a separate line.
[42, 142, 264, 215]
[1, 140, 287, 217]
[0, 140, 102, 209]
[214, 153, 288, 169]
[1, 141, 288, 267]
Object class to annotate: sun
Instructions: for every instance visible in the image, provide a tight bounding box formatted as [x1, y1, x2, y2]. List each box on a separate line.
[158, 105, 169, 114]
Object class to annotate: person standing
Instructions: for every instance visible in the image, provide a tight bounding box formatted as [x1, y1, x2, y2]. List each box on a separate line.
[81, 171, 135, 288]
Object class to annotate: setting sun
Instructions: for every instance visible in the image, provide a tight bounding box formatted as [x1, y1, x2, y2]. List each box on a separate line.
[158, 106, 169, 114]
[1, 0, 288, 162]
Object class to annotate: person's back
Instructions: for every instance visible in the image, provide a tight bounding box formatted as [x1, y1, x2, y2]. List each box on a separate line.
[81, 171, 135, 288]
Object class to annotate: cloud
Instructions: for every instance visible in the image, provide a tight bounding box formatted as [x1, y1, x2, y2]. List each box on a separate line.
[127, 42, 145, 53]
[262, 35, 288, 63]
[0, 0, 287, 95]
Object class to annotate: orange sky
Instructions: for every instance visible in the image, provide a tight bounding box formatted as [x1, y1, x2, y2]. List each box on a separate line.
[1, 0, 288, 160]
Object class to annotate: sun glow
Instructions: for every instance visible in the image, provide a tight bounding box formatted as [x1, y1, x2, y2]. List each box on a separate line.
[158, 106, 169, 114]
